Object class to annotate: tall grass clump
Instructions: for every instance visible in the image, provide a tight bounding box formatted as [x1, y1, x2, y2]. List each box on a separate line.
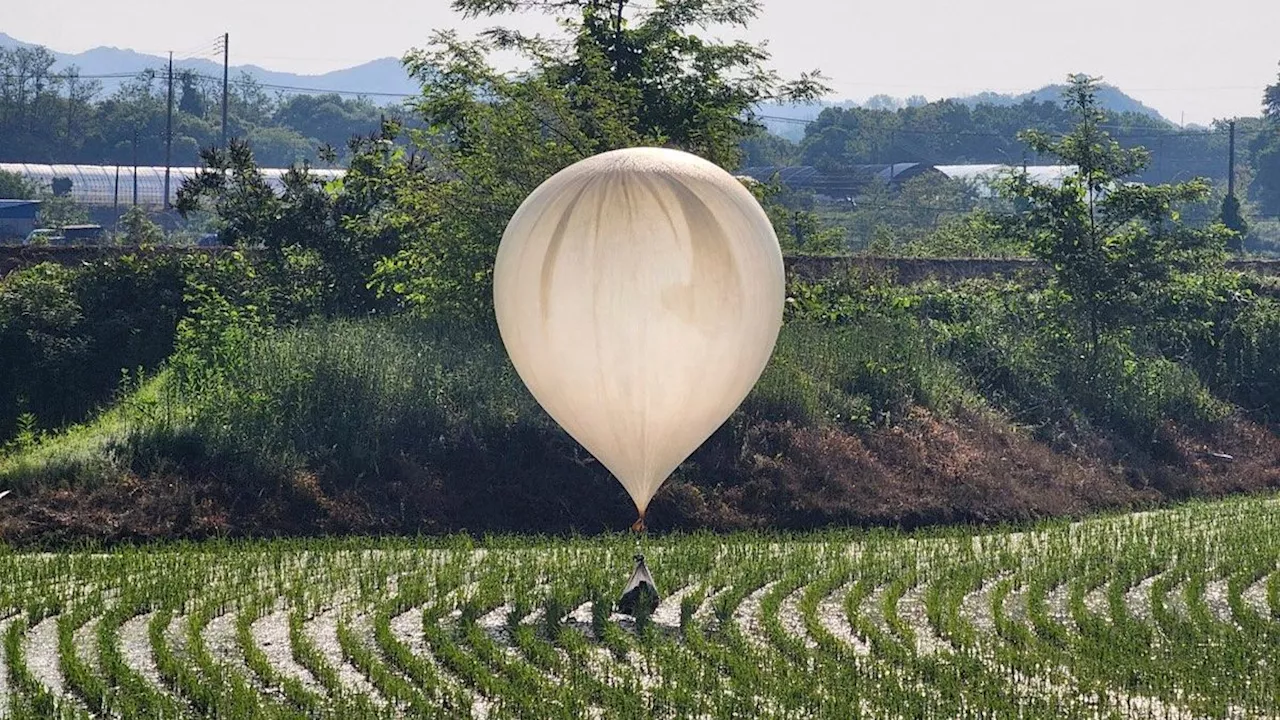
[0, 372, 184, 491]
[920, 278, 1232, 444]
[745, 316, 973, 429]
[1208, 293, 1280, 423]
[0, 317, 545, 493]
[166, 317, 544, 483]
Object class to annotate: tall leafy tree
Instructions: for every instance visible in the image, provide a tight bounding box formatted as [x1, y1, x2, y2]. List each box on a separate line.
[365, 0, 827, 320]
[1250, 65, 1280, 215]
[0, 169, 36, 199]
[1007, 75, 1235, 364]
[178, 70, 206, 117]
[176, 137, 393, 314]
[794, 95, 1224, 184]
[272, 94, 385, 155]
[1266, 65, 1280, 118]
[0, 47, 103, 162]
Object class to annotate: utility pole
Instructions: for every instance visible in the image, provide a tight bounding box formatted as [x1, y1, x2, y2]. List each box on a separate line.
[221, 32, 230, 150]
[1228, 119, 1237, 198]
[164, 51, 174, 210]
[131, 131, 139, 207]
[614, 0, 625, 57]
[65, 73, 77, 141]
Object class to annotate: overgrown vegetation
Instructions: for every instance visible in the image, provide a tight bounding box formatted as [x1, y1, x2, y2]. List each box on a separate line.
[1, 1, 1279, 542]
[0, 169, 36, 199]
[3, 254, 1277, 538]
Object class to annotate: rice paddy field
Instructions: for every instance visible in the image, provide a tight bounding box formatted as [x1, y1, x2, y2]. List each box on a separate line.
[0, 495, 1277, 719]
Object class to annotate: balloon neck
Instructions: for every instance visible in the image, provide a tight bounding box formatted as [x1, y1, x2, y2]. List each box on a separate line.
[630, 514, 646, 533]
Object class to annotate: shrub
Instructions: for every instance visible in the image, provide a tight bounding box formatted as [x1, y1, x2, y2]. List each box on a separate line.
[1213, 294, 1280, 422]
[117, 206, 164, 246]
[0, 249, 321, 445]
[746, 319, 969, 430]
[0, 169, 36, 200]
[162, 318, 540, 483]
[0, 256, 190, 442]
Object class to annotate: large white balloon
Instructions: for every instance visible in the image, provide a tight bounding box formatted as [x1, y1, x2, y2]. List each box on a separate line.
[494, 147, 785, 517]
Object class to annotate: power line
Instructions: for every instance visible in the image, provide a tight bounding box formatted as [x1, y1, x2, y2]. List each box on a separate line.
[172, 37, 225, 62]
[757, 114, 1269, 140]
[155, 70, 418, 99]
[781, 81, 1269, 94]
[0, 68, 417, 99]
[251, 82, 414, 98]
[174, 48, 223, 64]
[0, 72, 148, 81]
[0, 69, 1272, 142]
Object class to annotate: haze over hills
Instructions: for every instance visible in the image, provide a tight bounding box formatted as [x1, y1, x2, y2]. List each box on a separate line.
[2, 30, 1177, 140]
[760, 85, 1176, 141]
[0, 32, 420, 100]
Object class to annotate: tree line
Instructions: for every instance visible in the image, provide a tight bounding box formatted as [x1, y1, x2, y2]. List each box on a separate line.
[5, 35, 1277, 209]
[0, 44, 387, 168]
[746, 97, 1263, 189]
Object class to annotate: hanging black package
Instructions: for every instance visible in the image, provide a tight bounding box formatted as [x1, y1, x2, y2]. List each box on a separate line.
[616, 553, 661, 616]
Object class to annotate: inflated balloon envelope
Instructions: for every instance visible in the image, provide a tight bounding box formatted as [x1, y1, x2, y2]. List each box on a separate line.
[494, 147, 786, 527]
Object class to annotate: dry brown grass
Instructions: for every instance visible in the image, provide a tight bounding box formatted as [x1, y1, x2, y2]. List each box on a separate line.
[2, 406, 1278, 545]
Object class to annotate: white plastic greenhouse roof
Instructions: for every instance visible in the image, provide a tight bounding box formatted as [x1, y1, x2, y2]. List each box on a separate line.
[934, 164, 1076, 193]
[0, 164, 345, 208]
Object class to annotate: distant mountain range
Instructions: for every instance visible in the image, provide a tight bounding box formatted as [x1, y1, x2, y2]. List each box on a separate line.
[1, 31, 1171, 132]
[0, 32, 420, 101]
[962, 85, 1166, 119]
[760, 87, 1172, 141]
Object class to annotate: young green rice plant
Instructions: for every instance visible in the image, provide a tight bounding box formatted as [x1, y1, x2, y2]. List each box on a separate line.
[1268, 567, 1280, 620]
[95, 597, 188, 719]
[0, 495, 1277, 718]
[234, 594, 329, 717]
[56, 592, 109, 715]
[5, 610, 83, 719]
[284, 606, 347, 705]
[335, 612, 431, 716]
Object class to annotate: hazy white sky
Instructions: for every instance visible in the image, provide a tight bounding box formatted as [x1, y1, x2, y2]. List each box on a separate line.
[5, 0, 1278, 125]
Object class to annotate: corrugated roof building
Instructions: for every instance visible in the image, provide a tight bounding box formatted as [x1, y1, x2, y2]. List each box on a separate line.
[0, 200, 41, 219]
[0, 199, 41, 241]
[738, 163, 941, 198]
[741, 163, 1079, 200]
[933, 164, 1077, 197]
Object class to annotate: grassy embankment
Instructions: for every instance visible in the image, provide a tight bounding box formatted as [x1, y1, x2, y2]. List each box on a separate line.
[2, 267, 1277, 542]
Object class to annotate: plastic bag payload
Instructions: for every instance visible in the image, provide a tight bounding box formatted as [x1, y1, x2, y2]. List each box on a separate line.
[616, 553, 660, 617]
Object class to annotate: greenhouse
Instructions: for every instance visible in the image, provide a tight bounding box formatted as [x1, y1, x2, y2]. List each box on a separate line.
[934, 164, 1077, 196]
[0, 163, 345, 208]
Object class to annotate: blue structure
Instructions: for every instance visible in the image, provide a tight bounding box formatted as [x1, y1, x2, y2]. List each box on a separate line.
[0, 199, 41, 241]
[0, 199, 41, 219]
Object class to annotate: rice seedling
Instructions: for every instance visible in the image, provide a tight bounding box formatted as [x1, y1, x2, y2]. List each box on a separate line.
[0, 495, 1274, 718]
